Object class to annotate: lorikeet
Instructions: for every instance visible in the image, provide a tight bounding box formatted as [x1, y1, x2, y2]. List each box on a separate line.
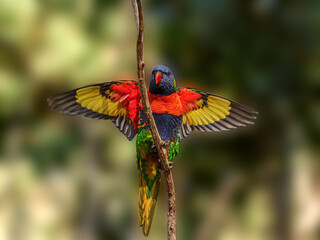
[48, 65, 257, 236]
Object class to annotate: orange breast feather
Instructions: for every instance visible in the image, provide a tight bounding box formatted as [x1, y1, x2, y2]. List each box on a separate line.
[147, 92, 183, 116]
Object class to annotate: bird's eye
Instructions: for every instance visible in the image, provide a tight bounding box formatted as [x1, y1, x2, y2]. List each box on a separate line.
[167, 72, 171, 76]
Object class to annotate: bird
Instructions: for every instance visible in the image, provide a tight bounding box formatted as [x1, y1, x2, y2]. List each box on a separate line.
[48, 65, 257, 236]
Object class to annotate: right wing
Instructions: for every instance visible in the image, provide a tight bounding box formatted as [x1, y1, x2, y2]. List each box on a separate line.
[176, 87, 258, 140]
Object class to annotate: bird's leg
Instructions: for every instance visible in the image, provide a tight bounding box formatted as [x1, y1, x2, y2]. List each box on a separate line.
[151, 143, 156, 151]
[152, 141, 169, 172]
[159, 159, 173, 172]
[169, 161, 174, 169]
[151, 141, 167, 152]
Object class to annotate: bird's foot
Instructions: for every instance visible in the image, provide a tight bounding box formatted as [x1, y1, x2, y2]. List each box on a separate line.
[159, 161, 173, 173]
[151, 141, 167, 152]
[169, 162, 174, 169]
[151, 143, 156, 151]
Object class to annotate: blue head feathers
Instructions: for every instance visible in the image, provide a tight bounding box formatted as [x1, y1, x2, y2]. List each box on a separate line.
[149, 65, 176, 96]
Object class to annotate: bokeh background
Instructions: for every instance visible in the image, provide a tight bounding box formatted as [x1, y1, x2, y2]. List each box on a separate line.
[0, 0, 319, 239]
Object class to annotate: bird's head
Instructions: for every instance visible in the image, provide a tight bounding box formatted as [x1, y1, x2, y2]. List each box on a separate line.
[149, 65, 176, 95]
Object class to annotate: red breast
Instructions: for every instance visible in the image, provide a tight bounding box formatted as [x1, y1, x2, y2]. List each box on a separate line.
[147, 92, 183, 116]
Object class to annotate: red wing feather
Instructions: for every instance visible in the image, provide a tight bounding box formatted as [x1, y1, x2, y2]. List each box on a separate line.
[176, 87, 258, 140]
[48, 80, 140, 140]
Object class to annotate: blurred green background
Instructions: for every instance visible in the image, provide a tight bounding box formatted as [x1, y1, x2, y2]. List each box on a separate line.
[0, 0, 319, 239]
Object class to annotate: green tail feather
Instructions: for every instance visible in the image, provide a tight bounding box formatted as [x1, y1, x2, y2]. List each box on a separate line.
[139, 171, 160, 236]
[136, 128, 179, 236]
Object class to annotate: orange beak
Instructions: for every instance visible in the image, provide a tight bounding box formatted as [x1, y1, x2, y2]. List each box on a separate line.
[155, 72, 163, 85]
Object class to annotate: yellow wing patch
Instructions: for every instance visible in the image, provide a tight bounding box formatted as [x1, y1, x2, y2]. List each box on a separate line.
[76, 87, 127, 117]
[178, 87, 257, 139]
[48, 81, 140, 141]
[183, 95, 231, 126]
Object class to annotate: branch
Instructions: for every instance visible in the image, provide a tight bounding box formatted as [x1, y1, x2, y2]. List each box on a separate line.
[131, 0, 176, 239]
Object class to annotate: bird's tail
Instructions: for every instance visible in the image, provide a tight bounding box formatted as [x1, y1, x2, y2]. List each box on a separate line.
[139, 170, 161, 236]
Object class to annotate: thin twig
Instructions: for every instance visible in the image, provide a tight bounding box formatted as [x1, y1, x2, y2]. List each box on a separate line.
[131, 0, 139, 31]
[131, 1, 176, 239]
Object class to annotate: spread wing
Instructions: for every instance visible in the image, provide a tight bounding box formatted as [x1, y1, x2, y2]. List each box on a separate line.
[176, 87, 258, 140]
[48, 80, 140, 140]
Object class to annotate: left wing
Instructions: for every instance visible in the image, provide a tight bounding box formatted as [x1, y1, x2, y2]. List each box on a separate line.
[48, 80, 140, 140]
[176, 87, 258, 140]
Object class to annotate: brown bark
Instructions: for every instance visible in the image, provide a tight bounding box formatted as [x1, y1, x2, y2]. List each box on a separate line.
[131, 0, 176, 239]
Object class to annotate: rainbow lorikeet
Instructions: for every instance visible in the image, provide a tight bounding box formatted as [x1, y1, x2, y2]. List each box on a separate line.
[48, 65, 257, 236]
